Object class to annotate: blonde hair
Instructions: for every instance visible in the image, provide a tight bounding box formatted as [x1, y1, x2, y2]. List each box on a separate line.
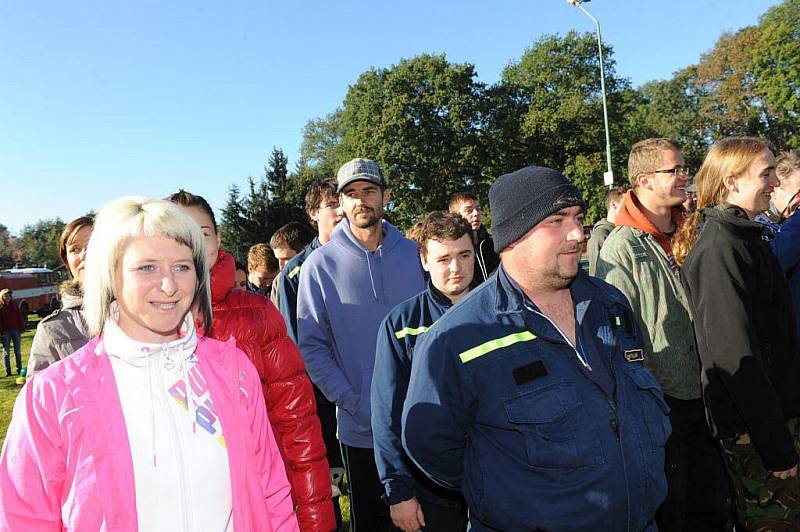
[83, 196, 212, 338]
[628, 138, 681, 188]
[673, 137, 773, 265]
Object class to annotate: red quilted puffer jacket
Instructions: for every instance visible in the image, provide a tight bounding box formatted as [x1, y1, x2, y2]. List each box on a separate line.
[208, 250, 335, 531]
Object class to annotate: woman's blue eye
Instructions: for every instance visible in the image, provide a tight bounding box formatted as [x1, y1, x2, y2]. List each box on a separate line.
[139, 264, 156, 272]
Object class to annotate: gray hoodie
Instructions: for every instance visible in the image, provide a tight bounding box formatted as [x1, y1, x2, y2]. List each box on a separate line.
[27, 280, 90, 377]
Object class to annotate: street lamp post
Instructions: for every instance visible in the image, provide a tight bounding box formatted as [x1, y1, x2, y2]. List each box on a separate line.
[567, 0, 614, 187]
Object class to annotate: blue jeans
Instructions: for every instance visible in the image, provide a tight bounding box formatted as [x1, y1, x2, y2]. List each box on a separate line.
[2, 329, 22, 375]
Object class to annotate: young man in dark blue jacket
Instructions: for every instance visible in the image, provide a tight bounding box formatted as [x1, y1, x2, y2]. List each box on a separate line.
[756, 150, 800, 337]
[403, 166, 670, 532]
[298, 159, 426, 531]
[372, 211, 473, 532]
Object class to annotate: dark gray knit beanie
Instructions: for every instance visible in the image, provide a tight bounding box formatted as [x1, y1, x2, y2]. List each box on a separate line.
[490, 166, 586, 253]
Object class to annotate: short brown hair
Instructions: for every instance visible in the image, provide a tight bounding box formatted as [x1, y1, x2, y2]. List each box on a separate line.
[777, 151, 800, 183]
[412, 211, 473, 259]
[305, 180, 339, 215]
[447, 192, 479, 213]
[247, 243, 278, 272]
[628, 138, 682, 188]
[605, 187, 626, 211]
[270, 222, 315, 253]
[59, 215, 94, 270]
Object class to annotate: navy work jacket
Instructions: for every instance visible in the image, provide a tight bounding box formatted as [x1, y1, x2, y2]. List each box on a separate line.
[372, 282, 465, 507]
[402, 266, 669, 532]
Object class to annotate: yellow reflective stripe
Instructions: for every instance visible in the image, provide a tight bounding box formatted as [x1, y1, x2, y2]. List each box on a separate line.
[459, 331, 536, 363]
[288, 265, 301, 279]
[394, 325, 431, 339]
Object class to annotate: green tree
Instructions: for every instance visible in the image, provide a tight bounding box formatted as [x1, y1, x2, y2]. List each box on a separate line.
[219, 184, 248, 262]
[631, 66, 709, 170]
[752, 0, 800, 149]
[299, 109, 345, 180]
[492, 31, 635, 222]
[340, 53, 487, 229]
[0, 224, 18, 269]
[16, 219, 65, 269]
[265, 147, 291, 202]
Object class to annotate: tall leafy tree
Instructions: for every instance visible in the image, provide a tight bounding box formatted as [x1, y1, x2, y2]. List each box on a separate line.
[340, 53, 487, 229]
[0, 224, 19, 269]
[752, 0, 800, 149]
[630, 67, 709, 170]
[492, 31, 635, 222]
[16, 219, 65, 269]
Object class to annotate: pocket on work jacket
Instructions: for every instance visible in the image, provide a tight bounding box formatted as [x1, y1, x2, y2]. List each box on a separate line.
[504, 382, 604, 469]
[626, 366, 672, 452]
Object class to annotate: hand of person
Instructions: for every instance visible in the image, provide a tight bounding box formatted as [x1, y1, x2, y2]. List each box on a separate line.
[771, 465, 798, 480]
[390, 497, 426, 532]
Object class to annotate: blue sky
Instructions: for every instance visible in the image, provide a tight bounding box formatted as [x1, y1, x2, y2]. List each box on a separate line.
[0, 0, 778, 234]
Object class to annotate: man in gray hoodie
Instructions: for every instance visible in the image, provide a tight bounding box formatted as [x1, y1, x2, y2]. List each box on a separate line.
[297, 158, 425, 531]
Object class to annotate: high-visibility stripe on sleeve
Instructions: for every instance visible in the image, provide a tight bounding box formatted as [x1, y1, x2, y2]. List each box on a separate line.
[459, 331, 536, 363]
[394, 325, 431, 339]
[288, 265, 301, 279]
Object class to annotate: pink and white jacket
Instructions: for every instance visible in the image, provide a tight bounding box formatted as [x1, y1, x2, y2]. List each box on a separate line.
[0, 334, 300, 532]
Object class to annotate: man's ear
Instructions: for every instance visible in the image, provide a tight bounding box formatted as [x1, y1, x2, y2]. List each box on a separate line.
[723, 174, 738, 193]
[382, 188, 391, 206]
[216, 231, 222, 249]
[420, 252, 430, 273]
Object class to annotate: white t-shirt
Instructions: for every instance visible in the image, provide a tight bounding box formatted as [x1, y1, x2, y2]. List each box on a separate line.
[103, 307, 233, 531]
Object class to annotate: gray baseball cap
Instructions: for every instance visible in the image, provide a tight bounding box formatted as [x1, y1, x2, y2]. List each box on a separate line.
[336, 158, 385, 193]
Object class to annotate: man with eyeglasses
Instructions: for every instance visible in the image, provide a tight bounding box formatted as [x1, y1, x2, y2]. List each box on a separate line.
[596, 138, 728, 531]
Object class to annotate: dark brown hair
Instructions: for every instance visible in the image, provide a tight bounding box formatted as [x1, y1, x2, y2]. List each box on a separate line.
[270, 222, 315, 253]
[166, 189, 218, 232]
[412, 211, 473, 259]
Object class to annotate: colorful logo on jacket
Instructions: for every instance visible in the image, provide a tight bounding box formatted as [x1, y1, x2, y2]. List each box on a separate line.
[168, 365, 227, 448]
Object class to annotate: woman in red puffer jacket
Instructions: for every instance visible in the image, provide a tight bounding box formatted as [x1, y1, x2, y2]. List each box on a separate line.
[170, 190, 335, 532]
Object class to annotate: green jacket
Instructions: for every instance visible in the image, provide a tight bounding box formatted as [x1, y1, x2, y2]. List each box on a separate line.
[596, 226, 701, 400]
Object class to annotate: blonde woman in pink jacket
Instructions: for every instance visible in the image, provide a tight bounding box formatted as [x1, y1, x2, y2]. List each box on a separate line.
[0, 197, 299, 532]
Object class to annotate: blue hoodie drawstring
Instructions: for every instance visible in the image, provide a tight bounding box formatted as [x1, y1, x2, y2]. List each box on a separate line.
[364, 249, 379, 301]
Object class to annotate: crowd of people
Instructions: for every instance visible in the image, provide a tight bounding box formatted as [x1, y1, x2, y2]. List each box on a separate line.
[0, 137, 800, 532]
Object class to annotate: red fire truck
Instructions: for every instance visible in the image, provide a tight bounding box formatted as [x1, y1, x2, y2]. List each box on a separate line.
[0, 267, 63, 321]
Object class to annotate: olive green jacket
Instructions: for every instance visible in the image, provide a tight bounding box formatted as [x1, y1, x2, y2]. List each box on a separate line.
[595, 226, 701, 400]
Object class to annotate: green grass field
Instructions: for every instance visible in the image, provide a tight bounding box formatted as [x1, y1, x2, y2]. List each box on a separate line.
[0, 318, 34, 449]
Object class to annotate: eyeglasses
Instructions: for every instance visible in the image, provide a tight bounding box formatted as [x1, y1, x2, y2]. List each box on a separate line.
[653, 166, 692, 178]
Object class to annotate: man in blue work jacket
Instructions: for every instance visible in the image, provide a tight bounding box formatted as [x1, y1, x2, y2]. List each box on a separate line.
[402, 166, 670, 532]
[373, 211, 473, 532]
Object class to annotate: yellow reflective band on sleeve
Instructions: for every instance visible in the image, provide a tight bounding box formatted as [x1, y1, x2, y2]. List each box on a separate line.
[459, 331, 537, 363]
[395, 325, 431, 339]
[288, 265, 302, 279]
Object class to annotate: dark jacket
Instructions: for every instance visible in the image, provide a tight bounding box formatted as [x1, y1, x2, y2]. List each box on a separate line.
[0, 299, 25, 333]
[372, 282, 464, 508]
[278, 237, 321, 344]
[473, 226, 500, 285]
[756, 210, 800, 339]
[681, 205, 800, 471]
[403, 266, 668, 531]
[27, 281, 89, 377]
